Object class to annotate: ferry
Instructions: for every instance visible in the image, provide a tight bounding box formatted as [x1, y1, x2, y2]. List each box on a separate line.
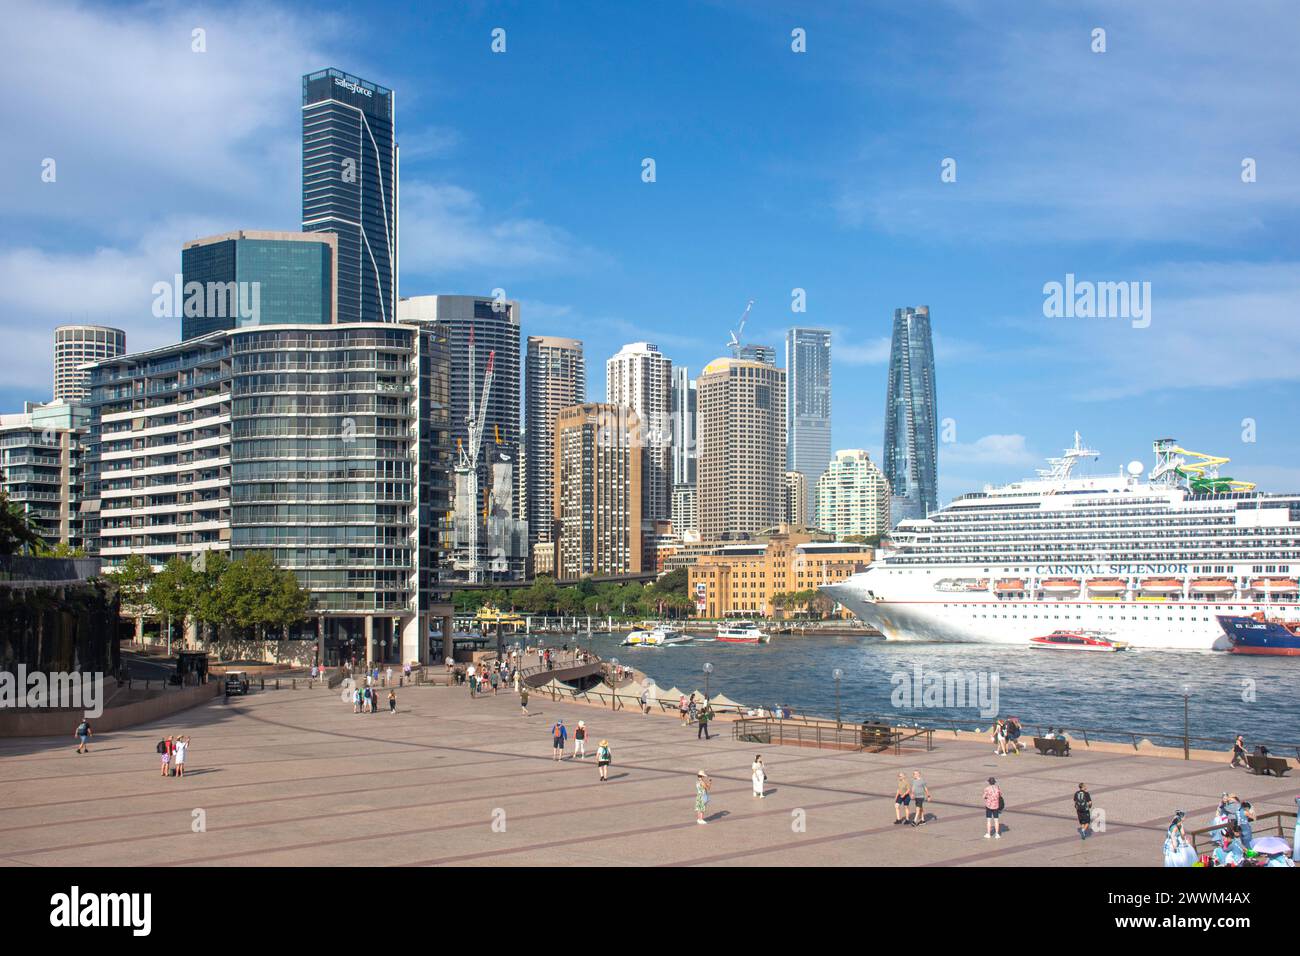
[715, 621, 770, 644]
[1216, 614, 1300, 656]
[1029, 630, 1129, 652]
[821, 434, 1300, 651]
[621, 625, 691, 648]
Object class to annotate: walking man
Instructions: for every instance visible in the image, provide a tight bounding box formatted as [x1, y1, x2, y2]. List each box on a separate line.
[550, 719, 568, 760]
[697, 701, 713, 740]
[983, 777, 1003, 839]
[910, 771, 930, 826]
[893, 773, 911, 824]
[74, 717, 92, 755]
[1074, 782, 1093, 839]
[1230, 734, 1246, 768]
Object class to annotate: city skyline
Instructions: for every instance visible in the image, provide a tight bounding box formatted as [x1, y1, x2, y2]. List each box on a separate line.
[5, 1, 1300, 510]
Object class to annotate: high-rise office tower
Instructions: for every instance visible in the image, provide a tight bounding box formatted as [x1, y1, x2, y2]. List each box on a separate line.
[816, 449, 891, 540]
[783, 471, 809, 528]
[180, 230, 337, 340]
[670, 366, 697, 487]
[525, 336, 585, 553]
[883, 306, 938, 524]
[553, 404, 643, 579]
[671, 483, 697, 536]
[697, 357, 785, 540]
[606, 342, 672, 524]
[302, 68, 397, 324]
[398, 295, 525, 579]
[54, 325, 125, 402]
[786, 327, 832, 523]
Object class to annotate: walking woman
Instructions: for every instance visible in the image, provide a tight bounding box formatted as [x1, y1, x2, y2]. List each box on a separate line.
[173, 735, 190, 778]
[388, 689, 397, 714]
[1230, 734, 1246, 768]
[695, 770, 712, 825]
[751, 755, 766, 799]
[597, 740, 612, 781]
[573, 720, 588, 759]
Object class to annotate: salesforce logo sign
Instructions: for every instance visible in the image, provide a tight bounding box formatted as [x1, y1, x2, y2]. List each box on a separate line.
[334, 77, 373, 98]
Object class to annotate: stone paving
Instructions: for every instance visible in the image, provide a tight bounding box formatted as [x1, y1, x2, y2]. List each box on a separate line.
[0, 682, 1293, 867]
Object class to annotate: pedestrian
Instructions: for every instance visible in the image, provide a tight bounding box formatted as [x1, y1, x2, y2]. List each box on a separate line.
[1239, 801, 1256, 850]
[1163, 810, 1195, 866]
[697, 701, 713, 740]
[1230, 734, 1246, 768]
[158, 735, 173, 777]
[597, 740, 612, 781]
[910, 771, 930, 826]
[893, 773, 911, 824]
[688, 696, 698, 727]
[551, 719, 568, 760]
[992, 719, 1007, 756]
[751, 755, 766, 798]
[679, 694, 689, 726]
[386, 666, 393, 686]
[983, 777, 1003, 838]
[1074, 782, 1093, 840]
[173, 735, 190, 778]
[639, 687, 650, 715]
[388, 690, 397, 714]
[1006, 718, 1023, 755]
[311, 663, 319, 681]
[490, 670, 499, 696]
[695, 770, 712, 824]
[352, 687, 361, 714]
[573, 720, 587, 759]
[520, 687, 530, 716]
[74, 717, 92, 755]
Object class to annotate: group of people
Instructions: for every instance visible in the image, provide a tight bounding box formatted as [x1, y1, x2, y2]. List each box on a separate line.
[892, 771, 931, 826]
[466, 659, 515, 697]
[1163, 792, 1299, 866]
[350, 684, 396, 714]
[991, 718, 1024, 756]
[676, 693, 716, 739]
[156, 734, 193, 777]
[548, 719, 612, 780]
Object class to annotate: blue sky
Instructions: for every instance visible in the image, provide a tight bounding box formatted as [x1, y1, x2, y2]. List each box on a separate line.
[4, 0, 1299, 504]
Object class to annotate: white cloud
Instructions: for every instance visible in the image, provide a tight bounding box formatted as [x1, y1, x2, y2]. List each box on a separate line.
[940, 434, 1039, 469]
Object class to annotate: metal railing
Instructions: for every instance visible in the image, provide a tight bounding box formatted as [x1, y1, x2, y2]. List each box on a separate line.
[1187, 810, 1298, 856]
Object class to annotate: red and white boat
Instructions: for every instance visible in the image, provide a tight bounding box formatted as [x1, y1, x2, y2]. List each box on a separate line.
[715, 621, 770, 644]
[1029, 630, 1129, 652]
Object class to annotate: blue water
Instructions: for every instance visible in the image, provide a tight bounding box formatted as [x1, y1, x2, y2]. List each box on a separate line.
[534, 632, 1300, 748]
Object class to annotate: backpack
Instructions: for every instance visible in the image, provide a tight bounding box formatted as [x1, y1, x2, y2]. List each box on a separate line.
[156, 739, 167, 754]
[76, 722, 88, 737]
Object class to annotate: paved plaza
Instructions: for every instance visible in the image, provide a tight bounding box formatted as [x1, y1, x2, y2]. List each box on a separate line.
[1, 683, 1293, 867]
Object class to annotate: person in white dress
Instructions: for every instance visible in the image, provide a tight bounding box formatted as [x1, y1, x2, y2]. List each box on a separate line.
[173, 736, 190, 778]
[751, 755, 766, 798]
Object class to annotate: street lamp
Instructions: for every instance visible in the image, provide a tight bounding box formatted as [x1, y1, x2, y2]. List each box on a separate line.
[610, 657, 620, 711]
[703, 661, 714, 700]
[1182, 684, 1191, 761]
[833, 668, 843, 729]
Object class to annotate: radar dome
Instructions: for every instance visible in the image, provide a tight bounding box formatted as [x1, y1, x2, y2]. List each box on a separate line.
[1127, 460, 1145, 476]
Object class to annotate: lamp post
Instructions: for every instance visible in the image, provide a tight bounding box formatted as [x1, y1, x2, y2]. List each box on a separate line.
[833, 668, 843, 729]
[610, 657, 619, 710]
[703, 661, 713, 700]
[1182, 684, 1191, 761]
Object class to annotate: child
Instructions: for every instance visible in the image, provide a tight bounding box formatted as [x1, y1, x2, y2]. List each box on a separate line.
[597, 740, 612, 781]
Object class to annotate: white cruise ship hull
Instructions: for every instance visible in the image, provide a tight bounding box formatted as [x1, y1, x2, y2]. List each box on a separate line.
[825, 569, 1300, 651]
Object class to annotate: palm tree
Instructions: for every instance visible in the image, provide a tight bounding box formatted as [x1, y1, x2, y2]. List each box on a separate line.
[0, 492, 44, 556]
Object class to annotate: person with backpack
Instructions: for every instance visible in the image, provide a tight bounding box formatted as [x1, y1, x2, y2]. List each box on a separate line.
[573, 720, 588, 759]
[158, 735, 174, 776]
[596, 740, 612, 781]
[1073, 783, 1093, 839]
[1006, 718, 1023, 755]
[74, 718, 92, 755]
[697, 702, 713, 740]
[520, 687, 529, 716]
[550, 719, 568, 761]
[983, 777, 1003, 839]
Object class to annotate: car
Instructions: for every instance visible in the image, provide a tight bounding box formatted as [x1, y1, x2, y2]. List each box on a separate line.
[223, 672, 250, 696]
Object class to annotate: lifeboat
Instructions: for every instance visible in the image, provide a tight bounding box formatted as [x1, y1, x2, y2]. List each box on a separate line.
[994, 578, 1026, 593]
[1251, 577, 1299, 594]
[1040, 577, 1081, 594]
[1139, 577, 1183, 594]
[1086, 577, 1127, 595]
[1189, 577, 1236, 595]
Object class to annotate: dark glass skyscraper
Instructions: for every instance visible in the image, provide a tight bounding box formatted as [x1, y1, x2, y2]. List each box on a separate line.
[785, 327, 832, 523]
[302, 68, 397, 324]
[883, 306, 938, 524]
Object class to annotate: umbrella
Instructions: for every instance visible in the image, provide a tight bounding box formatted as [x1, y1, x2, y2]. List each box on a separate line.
[1251, 836, 1291, 856]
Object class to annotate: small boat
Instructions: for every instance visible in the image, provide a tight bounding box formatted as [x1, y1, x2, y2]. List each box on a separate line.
[1189, 577, 1236, 595]
[1029, 630, 1128, 652]
[1040, 577, 1081, 594]
[1138, 576, 1183, 594]
[621, 625, 691, 647]
[1217, 614, 1300, 656]
[1086, 577, 1128, 595]
[715, 620, 769, 644]
[994, 578, 1026, 593]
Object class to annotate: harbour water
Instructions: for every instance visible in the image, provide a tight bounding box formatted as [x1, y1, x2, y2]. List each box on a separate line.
[534, 631, 1300, 746]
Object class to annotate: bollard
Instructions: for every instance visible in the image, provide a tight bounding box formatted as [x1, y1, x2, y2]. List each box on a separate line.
[275, 679, 280, 690]
[293, 679, 297, 690]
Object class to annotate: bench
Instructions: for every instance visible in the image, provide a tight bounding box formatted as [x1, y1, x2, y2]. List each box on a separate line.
[860, 722, 899, 752]
[1034, 736, 1070, 756]
[1245, 753, 1292, 777]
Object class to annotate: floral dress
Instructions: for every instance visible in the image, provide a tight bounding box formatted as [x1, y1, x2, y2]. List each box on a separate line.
[695, 780, 709, 813]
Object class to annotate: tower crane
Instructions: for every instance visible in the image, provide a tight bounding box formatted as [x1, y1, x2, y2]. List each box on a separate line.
[727, 299, 754, 357]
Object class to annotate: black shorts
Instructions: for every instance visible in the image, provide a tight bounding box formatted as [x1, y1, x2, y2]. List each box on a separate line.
[913, 798, 925, 808]
[986, 808, 1001, 819]
[1076, 809, 1091, 825]
[895, 795, 910, 805]
[553, 739, 564, 748]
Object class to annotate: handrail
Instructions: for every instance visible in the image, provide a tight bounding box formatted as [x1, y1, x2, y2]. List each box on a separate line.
[1186, 809, 1298, 856]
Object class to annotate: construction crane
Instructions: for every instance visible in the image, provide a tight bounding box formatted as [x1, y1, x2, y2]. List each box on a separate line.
[727, 299, 754, 357]
[456, 329, 496, 583]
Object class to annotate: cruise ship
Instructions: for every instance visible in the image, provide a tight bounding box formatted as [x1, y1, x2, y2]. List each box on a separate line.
[822, 435, 1300, 651]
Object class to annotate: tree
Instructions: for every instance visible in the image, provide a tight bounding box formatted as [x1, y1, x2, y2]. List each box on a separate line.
[191, 551, 232, 641]
[0, 492, 44, 556]
[37, 540, 85, 558]
[107, 553, 155, 640]
[148, 557, 200, 649]
[219, 553, 310, 640]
